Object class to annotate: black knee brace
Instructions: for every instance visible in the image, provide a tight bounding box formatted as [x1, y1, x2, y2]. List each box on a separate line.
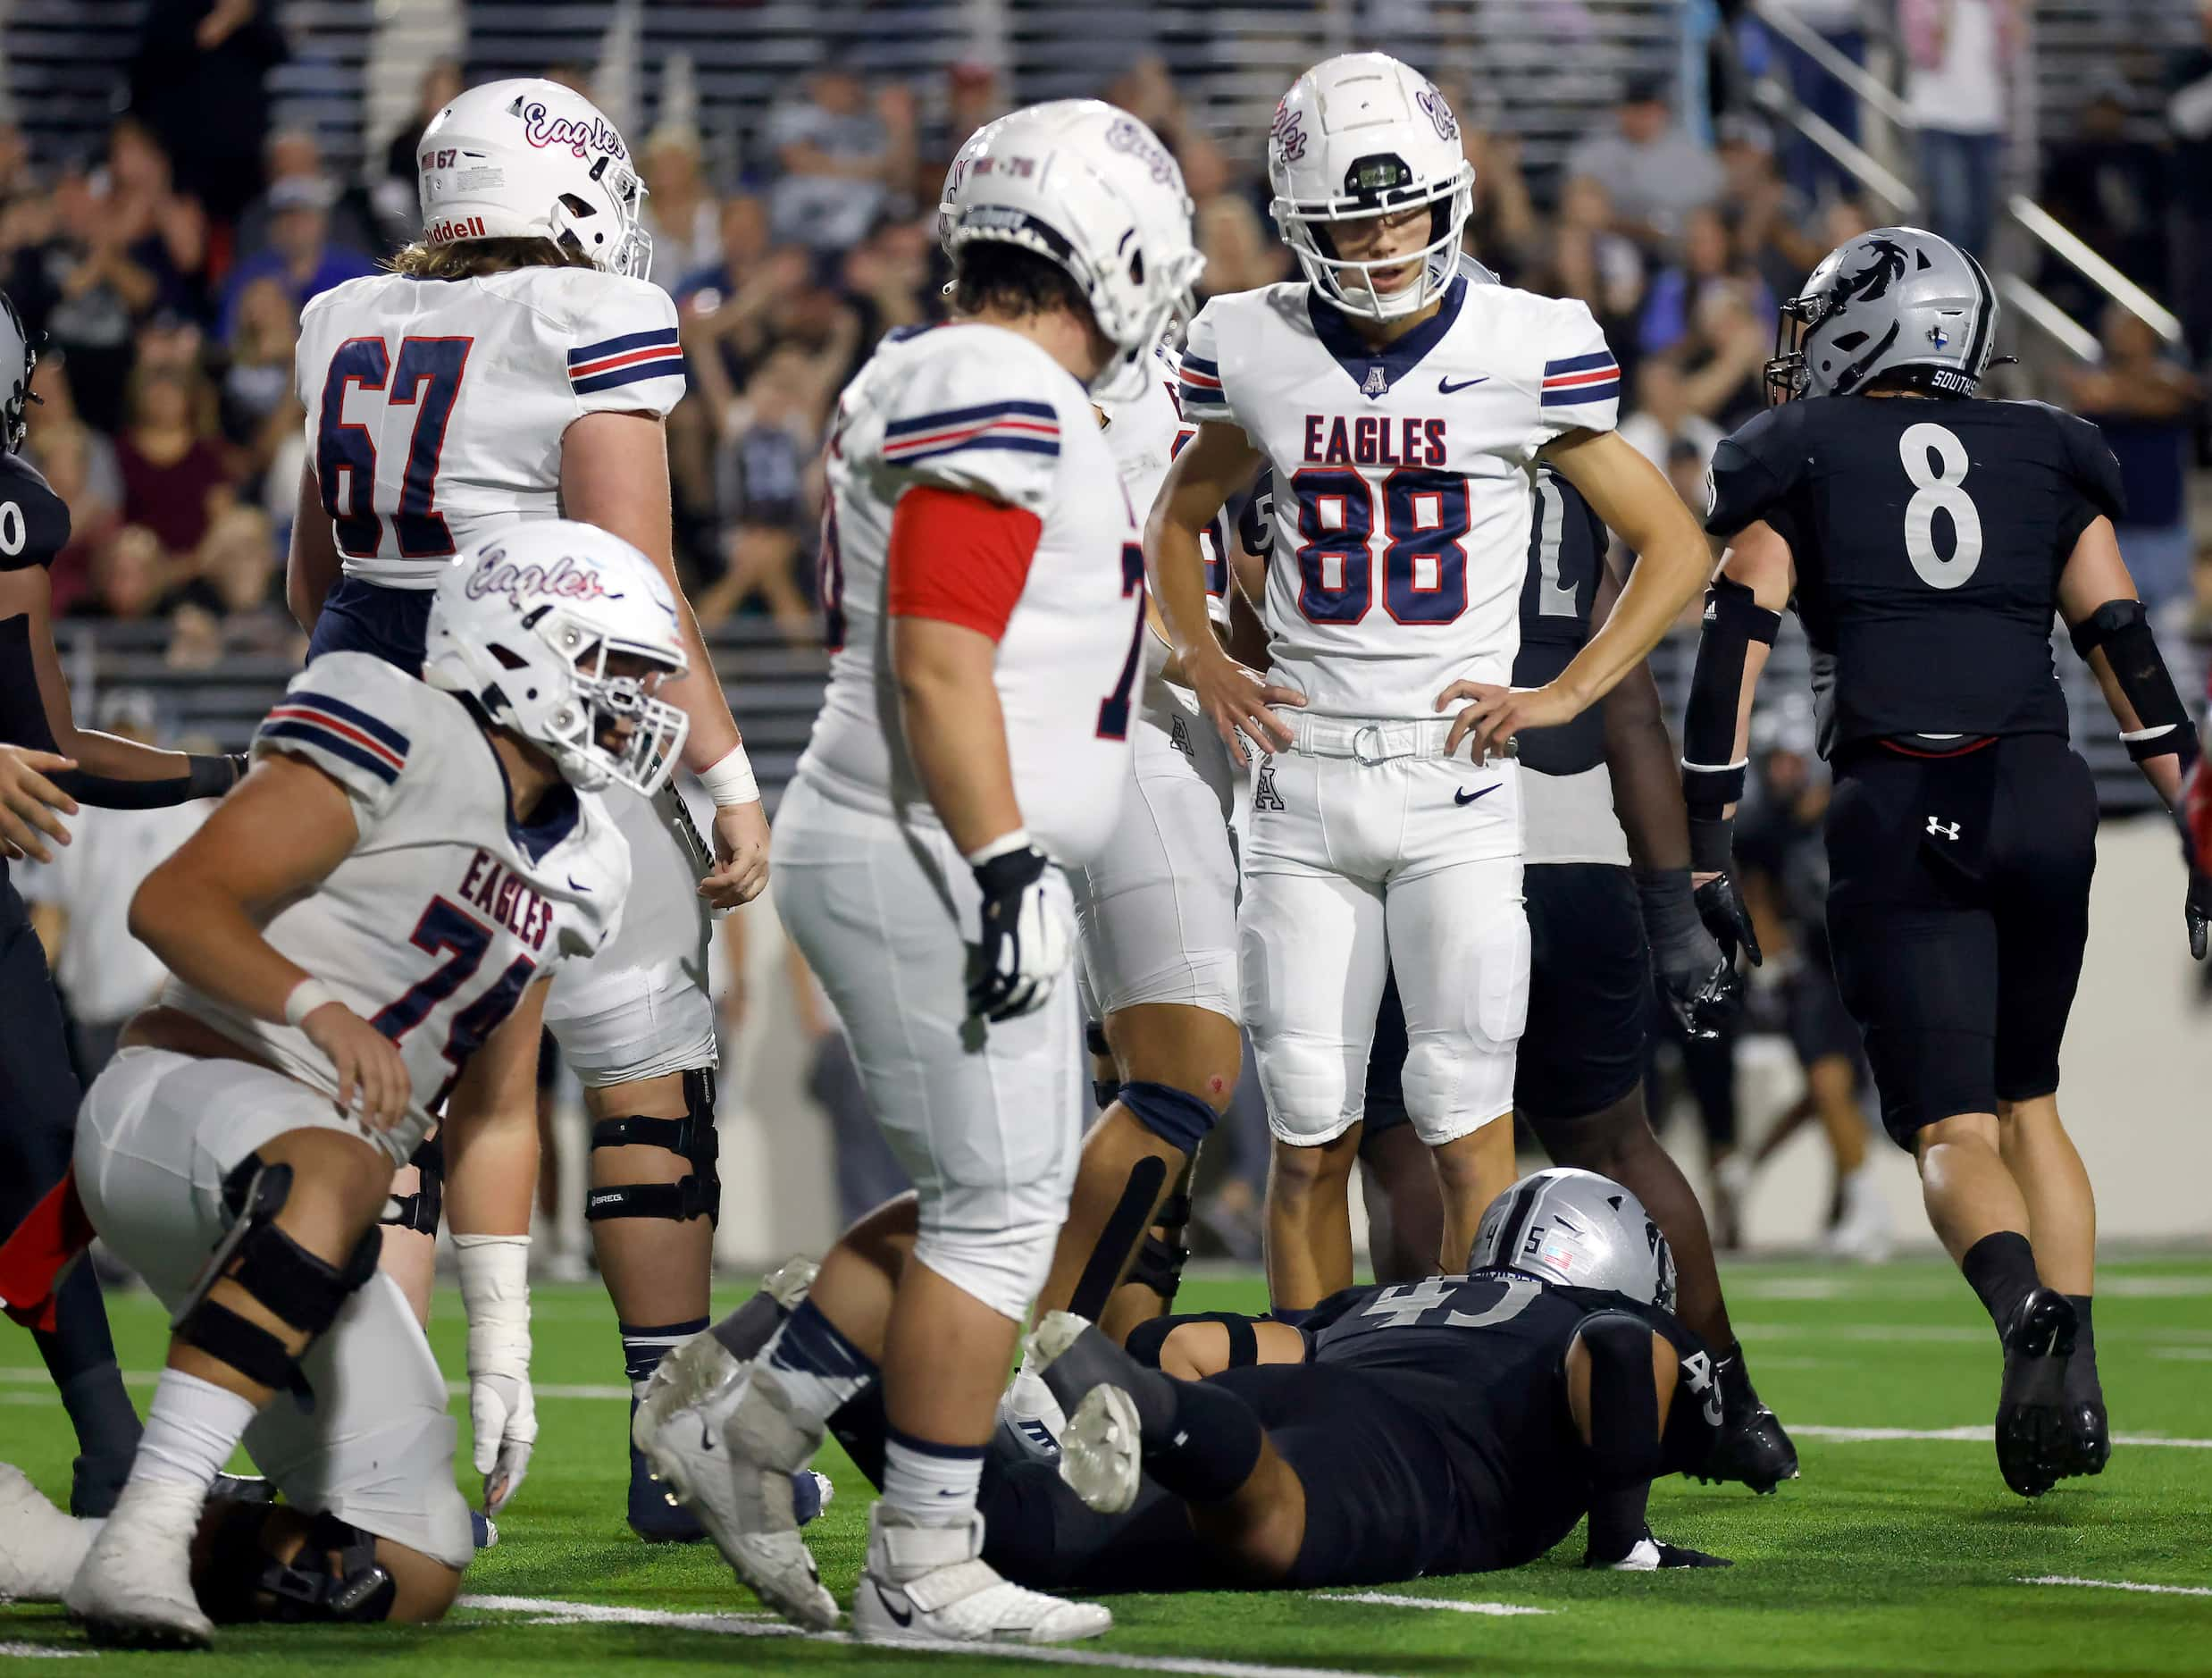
[174, 1158, 382, 1403]
[1085, 1019, 1116, 1112]
[379, 1134, 443, 1236]
[1127, 1157, 1198, 1305]
[586, 1068, 722, 1226]
[200, 1504, 396, 1624]
[1126, 1309, 1260, 1372]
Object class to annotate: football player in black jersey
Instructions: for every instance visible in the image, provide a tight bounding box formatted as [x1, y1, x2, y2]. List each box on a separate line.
[1685, 228, 2208, 1498]
[801, 1169, 1725, 1593]
[1361, 465, 1797, 1495]
[0, 290, 246, 1516]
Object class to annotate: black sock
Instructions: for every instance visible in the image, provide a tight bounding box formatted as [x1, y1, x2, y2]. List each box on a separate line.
[618, 1316, 710, 1386]
[1131, 1373, 1265, 1505]
[1961, 1231, 2040, 1337]
[710, 1291, 792, 1363]
[2065, 1295, 2101, 1403]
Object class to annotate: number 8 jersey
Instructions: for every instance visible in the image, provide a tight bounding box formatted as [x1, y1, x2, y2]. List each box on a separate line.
[163, 652, 631, 1165]
[1705, 394, 2124, 754]
[295, 267, 685, 586]
[1177, 272, 1620, 720]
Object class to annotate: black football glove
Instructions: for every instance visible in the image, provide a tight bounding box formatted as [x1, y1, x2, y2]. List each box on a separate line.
[1587, 1527, 1733, 1571]
[965, 834, 1068, 1023]
[1636, 869, 1743, 1039]
[2187, 864, 2209, 962]
[1693, 872, 1763, 969]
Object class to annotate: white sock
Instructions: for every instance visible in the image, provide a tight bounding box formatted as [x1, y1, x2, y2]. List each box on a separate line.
[882, 1429, 985, 1528]
[134, 1370, 257, 1493]
[758, 1299, 877, 1424]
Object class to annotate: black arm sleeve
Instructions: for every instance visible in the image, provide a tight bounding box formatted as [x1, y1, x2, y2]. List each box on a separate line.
[51, 754, 242, 810]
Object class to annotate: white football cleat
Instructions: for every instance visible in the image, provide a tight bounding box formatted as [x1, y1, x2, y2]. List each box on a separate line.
[1055, 1384, 1145, 1515]
[1823, 1167, 1895, 1265]
[0, 1464, 97, 1603]
[632, 1346, 837, 1631]
[62, 1475, 213, 1649]
[997, 1351, 1066, 1464]
[851, 1503, 1110, 1645]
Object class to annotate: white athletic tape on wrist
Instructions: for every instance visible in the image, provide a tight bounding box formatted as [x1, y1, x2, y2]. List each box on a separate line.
[456, 1234, 532, 1349]
[964, 826, 1034, 868]
[696, 744, 759, 808]
[282, 977, 338, 1028]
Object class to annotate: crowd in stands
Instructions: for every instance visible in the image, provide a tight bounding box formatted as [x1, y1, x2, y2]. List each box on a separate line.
[3, 0, 2210, 659]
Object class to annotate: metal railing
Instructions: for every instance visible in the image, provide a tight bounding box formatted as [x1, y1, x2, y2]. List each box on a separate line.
[1749, 79, 1919, 218]
[2007, 194, 2185, 350]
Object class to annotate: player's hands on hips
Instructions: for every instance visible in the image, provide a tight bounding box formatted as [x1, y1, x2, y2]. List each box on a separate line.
[456, 1234, 536, 1515]
[965, 832, 1068, 1022]
[1186, 646, 1303, 767]
[1437, 679, 1584, 763]
[1589, 1530, 1732, 1571]
[1690, 872, 1763, 969]
[300, 1002, 413, 1129]
[701, 799, 771, 910]
[0, 745, 77, 862]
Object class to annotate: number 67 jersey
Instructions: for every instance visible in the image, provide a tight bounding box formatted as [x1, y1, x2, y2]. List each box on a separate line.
[1704, 394, 2124, 755]
[1177, 272, 1620, 720]
[163, 652, 631, 1166]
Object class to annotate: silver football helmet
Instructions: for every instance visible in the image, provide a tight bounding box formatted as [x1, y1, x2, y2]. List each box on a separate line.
[1767, 226, 1997, 404]
[0, 289, 36, 455]
[1470, 1168, 1677, 1313]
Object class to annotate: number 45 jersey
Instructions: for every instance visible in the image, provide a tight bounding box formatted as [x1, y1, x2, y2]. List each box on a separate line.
[1705, 395, 2124, 754]
[1177, 272, 1620, 720]
[163, 652, 631, 1165]
[296, 267, 684, 585]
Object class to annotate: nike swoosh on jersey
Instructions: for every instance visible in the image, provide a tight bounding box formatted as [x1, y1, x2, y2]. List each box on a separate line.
[568, 875, 592, 894]
[1438, 375, 1489, 395]
[1454, 784, 1500, 805]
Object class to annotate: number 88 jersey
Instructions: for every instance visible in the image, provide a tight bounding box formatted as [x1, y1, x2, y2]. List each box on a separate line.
[1177, 273, 1620, 721]
[1704, 394, 2124, 754]
[295, 267, 685, 588]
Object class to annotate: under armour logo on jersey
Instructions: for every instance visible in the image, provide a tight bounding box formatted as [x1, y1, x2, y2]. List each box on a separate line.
[1362, 365, 1388, 398]
[1253, 760, 1286, 812]
[1169, 716, 1195, 760]
[1927, 817, 1961, 842]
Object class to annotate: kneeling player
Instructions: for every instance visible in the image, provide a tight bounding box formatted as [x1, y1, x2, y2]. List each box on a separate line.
[0, 523, 675, 1645]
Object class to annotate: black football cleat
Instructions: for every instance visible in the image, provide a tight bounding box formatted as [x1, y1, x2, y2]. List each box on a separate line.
[1995, 1288, 2078, 1498]
[1697, 1350, 1799, 1494]
[628, 1398, 708, 1542]
[2063, 1398, 2111, 1481]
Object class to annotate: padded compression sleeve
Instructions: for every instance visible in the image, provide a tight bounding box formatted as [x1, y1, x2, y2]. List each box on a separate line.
[1681, 575, 1780, 818]
[2070, 599, 2199, 774]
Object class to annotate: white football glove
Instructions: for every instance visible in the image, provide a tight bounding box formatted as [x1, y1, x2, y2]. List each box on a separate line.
[456, 1233, 536, 1515]
[964, 829, 1068, 1022]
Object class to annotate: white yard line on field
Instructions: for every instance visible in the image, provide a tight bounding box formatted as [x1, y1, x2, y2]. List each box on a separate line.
[1796, 1425, 2212, 1448]
[2019, 1576, 2212, 1598]
[0, 1642, 88, 1658]
[1313, 1593, 1549, 1616]
[458, 1594, 1396, 1678]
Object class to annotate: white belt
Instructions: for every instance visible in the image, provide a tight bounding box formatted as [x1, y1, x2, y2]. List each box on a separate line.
[1284, 714, 1458, 763]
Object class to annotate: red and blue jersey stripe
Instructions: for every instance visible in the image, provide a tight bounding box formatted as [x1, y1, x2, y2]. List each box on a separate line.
[1540, 350, 1620, 407]
[1177, 353, 1225, 408]
[568, 328, 685, 396]
[881, 400, 1060, 466]
[259, 691, 410, 784]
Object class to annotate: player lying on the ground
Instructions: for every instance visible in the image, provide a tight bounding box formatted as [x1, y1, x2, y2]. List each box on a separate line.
[0, 521, 683, 1647]
[695, 1169, 1727, 1593]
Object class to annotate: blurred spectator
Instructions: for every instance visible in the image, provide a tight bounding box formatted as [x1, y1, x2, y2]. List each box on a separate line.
[676, 195, 773, 311]
[2166, 0, 2212, 358]
[376, 60, 465, 246]
[21, 689, 214, 1079]
[1463, 126, 1538, 283]
[127, 0, 289, 225]
[234, 131, 380, 273]
[1536, 175, 1646, 372]
[1196, 195, 1292, 298]
[79, 525, 167, 622]
[1620, 359, 1723, 474]
[105, 120, 214, 327]
[640, 127, 723, 293]
[766, 71, 909, 252]
[914, 62, 1009, 205]
[115, 363, 232, 565]
[2040, 80, 2168, 315]
[217, 274, 301, 493]
[168, 507, 293, 667]
[2067, 306, 2203, 618]
[0, 124, 34, 200]
[1748, 0, 1872, 206]
[1716, 113, 1827, 300]
[841, 219, 934, 340]
[1638, 206, 1772, 359]
[1902, 0, 2021, 260]
[1563, 72, 1724, 248]
[217, 176, 375, 341]
[28, 418, 121, 615]
[14, 167, 162, 433]
[1675, 281, 1772, 432]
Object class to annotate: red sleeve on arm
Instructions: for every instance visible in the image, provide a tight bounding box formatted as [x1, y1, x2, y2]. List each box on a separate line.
[886, 485, 1043, 642]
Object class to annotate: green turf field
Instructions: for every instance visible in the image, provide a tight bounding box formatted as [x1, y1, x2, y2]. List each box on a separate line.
[5, 1254, 2210, 1674]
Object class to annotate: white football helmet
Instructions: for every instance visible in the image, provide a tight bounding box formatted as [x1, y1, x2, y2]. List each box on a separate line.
[1268, 54, 1475, 323]
[939, 99, 1202, 400]
[0, 289, 34, 454]
[416, 79, 651, 281]
[424, 521, 690, 796]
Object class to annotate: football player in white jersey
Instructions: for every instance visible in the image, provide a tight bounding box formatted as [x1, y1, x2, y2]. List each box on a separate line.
[1150, 54, 1715, 1308]
[1, 524, 669, 1647]
[631, 99, 1201, 1644]
[281, 78, 768, 1538]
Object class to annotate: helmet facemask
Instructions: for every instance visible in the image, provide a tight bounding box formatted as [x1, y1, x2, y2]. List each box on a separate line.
[1764, 290, 1822, 405]
[494, 605, 688, 796]
[551, 158, 652, 281]
[1274, 153, 1473, 323]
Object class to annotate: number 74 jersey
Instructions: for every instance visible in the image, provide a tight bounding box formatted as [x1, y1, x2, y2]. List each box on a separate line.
[1177, 273, 1620, 721]
[295, 267, 686, 587]
[162, 653, 632, 1166]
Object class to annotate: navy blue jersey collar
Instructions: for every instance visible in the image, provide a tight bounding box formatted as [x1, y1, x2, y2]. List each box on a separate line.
[1307, 274, 1468, 401]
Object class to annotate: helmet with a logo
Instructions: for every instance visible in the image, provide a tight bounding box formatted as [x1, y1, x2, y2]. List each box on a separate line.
[1469, 1167, 1677, 1313]
[1767, 226, 1998, 402]
[0, 289, 36, 454]
[423, 520, 689, 795]
[1268, 54, 1475, 323]
[937, 99, 1202, 400]
[416, 78, 651, 280]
